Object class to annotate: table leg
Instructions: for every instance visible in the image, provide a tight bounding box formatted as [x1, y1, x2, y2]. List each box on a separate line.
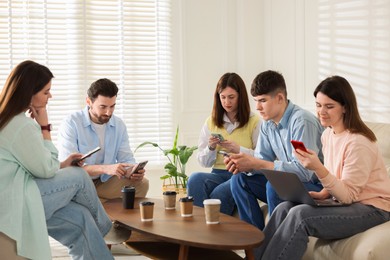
[178, 245, 189, 260]
[245, 249, 255, 260]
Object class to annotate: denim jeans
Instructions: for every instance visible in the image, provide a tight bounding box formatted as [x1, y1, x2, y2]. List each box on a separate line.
[34, 167, 113, 260]
[255, 201, 390, 260]
[187, 169, 235, 215]
[230, 173, 322, 230]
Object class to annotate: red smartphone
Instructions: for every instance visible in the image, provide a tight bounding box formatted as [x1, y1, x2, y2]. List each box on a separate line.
[290, 140, 308, 152]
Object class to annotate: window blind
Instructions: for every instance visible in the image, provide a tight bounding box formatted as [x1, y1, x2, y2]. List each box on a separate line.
[0, 0, 174, 165]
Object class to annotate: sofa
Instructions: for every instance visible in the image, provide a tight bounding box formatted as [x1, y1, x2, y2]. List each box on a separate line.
[243, 122, 390, 259]
[302, 121, 390, 259]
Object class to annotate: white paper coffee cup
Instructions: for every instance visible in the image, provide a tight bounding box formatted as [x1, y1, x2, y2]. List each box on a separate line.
[203, 199, 221, 224]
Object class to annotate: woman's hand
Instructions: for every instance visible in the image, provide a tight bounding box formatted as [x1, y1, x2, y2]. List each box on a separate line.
[294, 148, 323, 172]
[28, 105, 49, 127]
[208, 135, 221, 150]
[309, 188, 331, 200]
[294, 148, 330, 179]
[60, 153, 84, 169]
[219, 140, 240, 154]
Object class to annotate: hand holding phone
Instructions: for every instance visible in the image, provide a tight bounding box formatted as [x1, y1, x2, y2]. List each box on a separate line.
[211, 133, 225, 142]
[72, 147, 101, 165]
[291, 140, 308, 152]
[125, 160, 148, 178]
[218, 150, 229, 157]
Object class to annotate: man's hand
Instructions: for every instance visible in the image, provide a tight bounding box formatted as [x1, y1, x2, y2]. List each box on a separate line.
[104, 163, 133, 179]
[127, 169, 145, 182]
[224, 153, 255, 174]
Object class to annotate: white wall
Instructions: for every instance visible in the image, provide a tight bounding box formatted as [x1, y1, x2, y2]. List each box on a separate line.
[148, 0, 390, 197]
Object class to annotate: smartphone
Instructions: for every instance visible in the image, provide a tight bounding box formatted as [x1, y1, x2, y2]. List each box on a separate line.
[126, 160, 148, 178]
[71, 147, 101, 165]
[218, 150, 229, 157]
[211, 133, 225, 142]
[290, 140, 308, 152]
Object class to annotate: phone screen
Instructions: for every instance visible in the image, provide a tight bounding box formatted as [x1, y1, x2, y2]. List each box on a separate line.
[211, 133, 225, 142]
[290, 140, 308, 152]
[131, 160, 148, 174]
[72, 147, 101, 165]
[218, 151, 229, 157]
[79, 147, 101, 161]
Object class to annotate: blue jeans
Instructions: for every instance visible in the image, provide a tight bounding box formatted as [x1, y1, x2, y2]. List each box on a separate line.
[255, 201, 390, 260]
[187, 169, 235, 215]
[230, 173, 322, 230]
[34, 167, 113, 260]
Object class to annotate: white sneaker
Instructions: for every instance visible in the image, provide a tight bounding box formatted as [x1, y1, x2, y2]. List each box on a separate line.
[104, 221, 132, 245]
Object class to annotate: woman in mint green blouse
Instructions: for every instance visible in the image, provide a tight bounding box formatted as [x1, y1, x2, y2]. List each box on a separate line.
[0, 61, 114, 259]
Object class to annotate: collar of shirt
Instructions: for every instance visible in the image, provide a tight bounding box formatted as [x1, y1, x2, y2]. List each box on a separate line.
[82, 106, 116, 128]
[222, 112, 257, 134]
[266, 100, 294, 131]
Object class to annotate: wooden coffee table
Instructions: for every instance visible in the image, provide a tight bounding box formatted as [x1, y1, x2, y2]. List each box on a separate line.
[103, 198, 264, 260]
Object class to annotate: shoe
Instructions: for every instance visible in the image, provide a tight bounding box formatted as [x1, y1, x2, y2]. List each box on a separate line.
[104, 221, 132, 245]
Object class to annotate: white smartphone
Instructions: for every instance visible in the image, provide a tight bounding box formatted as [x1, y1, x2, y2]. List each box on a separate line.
[218, 150, 229, 157]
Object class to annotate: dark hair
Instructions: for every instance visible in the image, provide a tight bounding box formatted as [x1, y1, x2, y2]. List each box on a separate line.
[0, 60, 54, 130]
[87, 78, 118, 102]
[212, 72, 250, 128]
[314, 75, 376, 142]
[251, 70, 287, 97]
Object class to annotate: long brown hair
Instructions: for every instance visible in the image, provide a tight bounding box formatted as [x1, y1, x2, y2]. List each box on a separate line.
[0, 60, 54, 130]
[314, 75, 376, 142]
[212, 72, 250, 128]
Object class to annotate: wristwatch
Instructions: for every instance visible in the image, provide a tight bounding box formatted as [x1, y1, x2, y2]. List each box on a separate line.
[41, 124, 52, 132]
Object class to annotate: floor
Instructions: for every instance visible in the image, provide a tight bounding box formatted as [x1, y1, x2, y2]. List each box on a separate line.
[50, 237, 150, 259]
[50, 237, 246, 259]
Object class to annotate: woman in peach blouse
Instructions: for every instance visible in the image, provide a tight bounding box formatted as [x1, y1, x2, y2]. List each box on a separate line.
[255, 75, 390, 260]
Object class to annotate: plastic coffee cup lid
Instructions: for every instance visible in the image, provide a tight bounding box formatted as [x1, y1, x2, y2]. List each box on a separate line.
[140, 201, 154, 206]
[203, 199, 221, 205]
[163, 191, 177, 195]
[121, 186, 135, 192]
[179, 196, 194, 202]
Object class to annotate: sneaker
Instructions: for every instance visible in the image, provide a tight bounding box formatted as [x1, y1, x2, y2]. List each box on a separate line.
[104, 221, 132, 245]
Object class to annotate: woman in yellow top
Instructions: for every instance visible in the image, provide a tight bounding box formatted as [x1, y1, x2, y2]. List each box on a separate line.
[187, 72, 261, 215]
[0, 61, 114, 259]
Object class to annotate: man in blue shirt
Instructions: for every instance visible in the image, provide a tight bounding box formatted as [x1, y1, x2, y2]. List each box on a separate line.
[58, 78, 149, 200]
[226, 70, 324, 230]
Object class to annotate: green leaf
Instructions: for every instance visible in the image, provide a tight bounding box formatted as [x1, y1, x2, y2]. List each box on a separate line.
[179, 146, 198, 164]
[134, 124, 197, 189]
[135, 141, 162, 153]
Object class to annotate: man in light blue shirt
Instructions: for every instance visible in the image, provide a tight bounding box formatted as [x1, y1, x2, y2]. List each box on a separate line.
[226, 70, 324, 230]
[58, 78, 149, 200]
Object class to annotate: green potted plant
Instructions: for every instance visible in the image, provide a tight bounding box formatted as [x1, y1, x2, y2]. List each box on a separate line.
[134, 126, 197, 192]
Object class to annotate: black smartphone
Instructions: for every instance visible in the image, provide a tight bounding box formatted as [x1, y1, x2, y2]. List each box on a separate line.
[130, 160, 148, 174]
[290, 140, 308, 152]
[71, 146, 101, 165]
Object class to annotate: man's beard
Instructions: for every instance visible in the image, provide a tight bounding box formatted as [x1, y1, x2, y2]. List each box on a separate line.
[90, 109, 111, 124]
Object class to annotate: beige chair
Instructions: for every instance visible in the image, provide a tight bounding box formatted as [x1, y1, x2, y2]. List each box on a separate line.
[0, 232, 27, 260]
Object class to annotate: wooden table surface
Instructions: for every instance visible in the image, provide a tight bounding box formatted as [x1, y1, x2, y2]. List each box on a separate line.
[103, 198, 264, 260]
